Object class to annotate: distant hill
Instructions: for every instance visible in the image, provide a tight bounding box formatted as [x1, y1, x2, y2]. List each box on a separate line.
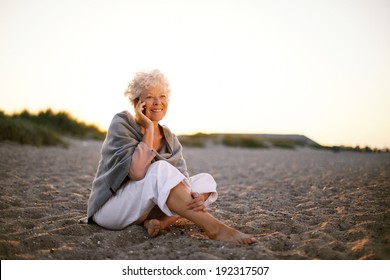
[214, 133, 320, 147]
[178, 133, 321, 149]
[178, 133, 389, 152]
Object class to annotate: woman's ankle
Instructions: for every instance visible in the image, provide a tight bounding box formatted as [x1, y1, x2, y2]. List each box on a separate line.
[203, 220, 226, 240]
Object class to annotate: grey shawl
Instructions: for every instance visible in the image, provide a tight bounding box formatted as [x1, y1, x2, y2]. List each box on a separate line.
[86, 110, 189, 221]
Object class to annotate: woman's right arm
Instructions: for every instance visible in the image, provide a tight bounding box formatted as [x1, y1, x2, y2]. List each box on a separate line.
[128, 99, 155, 180]
[128, 142, 156, 180]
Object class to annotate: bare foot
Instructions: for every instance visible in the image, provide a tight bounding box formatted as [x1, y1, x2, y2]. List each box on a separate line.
[210, 225, 257, 245]
[144, 219, 161, 237]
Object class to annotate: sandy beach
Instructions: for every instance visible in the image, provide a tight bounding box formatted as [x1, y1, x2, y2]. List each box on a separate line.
[0, 139, 389, 260]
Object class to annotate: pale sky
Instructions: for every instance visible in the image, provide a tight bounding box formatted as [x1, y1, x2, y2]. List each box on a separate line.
[1, 0, 389, 148]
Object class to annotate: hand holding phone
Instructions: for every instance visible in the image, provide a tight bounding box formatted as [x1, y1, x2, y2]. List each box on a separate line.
[135, 99, 152, 129]
[137, 99, 146, 115]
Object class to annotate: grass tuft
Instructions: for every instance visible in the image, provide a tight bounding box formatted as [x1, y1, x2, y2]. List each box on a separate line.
[0, 109, 105, 147]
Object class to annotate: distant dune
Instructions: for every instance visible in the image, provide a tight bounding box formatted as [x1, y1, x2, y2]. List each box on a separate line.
[0, 109, 105, 146]
[178, 133, 321, 150]
[178, 133, 387, 152]
[212, 133, 320, 146]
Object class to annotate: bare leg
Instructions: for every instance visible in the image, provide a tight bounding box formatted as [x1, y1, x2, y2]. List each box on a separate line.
[167, 183, 256, 244]
[143, 193, 211, 237]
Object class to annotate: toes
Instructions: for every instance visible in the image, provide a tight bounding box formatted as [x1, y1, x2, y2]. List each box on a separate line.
[245, 237, 257, 245]
[147, 219, 161, 237]
[236, 236, 257, 245]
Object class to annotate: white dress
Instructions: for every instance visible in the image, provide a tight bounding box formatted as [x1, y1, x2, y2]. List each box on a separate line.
[92, 160, 218, 230]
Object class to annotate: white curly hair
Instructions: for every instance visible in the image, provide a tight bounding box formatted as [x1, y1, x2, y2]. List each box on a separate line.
[124, 69, 171, 106]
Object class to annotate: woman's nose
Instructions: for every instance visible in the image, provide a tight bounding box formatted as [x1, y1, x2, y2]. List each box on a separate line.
[153, 97, 161, 105]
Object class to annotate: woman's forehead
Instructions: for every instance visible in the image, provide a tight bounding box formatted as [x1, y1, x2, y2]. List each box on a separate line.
[143, 86, 165, 96]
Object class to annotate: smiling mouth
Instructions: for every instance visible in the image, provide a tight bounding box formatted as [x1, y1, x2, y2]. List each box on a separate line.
[151, 109, 163, 112]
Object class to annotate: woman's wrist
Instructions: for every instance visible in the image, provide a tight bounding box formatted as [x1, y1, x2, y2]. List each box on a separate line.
[142, 125, 154, 149]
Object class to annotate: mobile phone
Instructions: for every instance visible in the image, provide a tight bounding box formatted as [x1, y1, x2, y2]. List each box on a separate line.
[137, 99, 146, 114]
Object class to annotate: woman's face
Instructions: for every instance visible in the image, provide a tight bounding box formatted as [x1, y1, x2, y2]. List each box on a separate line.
[140, 87, 169, 123]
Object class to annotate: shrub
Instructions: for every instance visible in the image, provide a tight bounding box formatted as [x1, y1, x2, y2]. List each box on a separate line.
[178, 133, 209, 148]
[16, 109, 105, 140]
[0, 116, 66, 147]
[221, 135, 267, 149]
[0, 109, 106, 146]
[267, 139, 296, 149]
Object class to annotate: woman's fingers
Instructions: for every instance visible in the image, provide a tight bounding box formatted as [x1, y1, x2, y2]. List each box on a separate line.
[189, 204, 207, 212]
[137, 100, 145, 113]
[135, 100, 153, 129]
[191, 192, 199, 199]
[188, 192, 207, 211]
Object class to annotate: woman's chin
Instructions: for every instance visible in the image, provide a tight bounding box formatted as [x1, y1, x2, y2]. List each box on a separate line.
[148, 113, 165, 122]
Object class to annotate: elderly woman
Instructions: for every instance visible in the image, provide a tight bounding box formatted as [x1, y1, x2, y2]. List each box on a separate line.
[86, 69, 256, 244]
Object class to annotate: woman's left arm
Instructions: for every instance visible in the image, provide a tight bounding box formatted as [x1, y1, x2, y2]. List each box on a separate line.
[187, 192, 208, 212]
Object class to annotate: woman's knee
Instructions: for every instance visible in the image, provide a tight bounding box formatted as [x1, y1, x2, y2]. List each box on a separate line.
[201, 173, 215, 182]
[149, 160, 174, 171]
[147, 161, 184, 179]
[191, 173, 217, 187]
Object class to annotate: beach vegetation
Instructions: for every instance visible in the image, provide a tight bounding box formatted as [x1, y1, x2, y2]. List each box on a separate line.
[178, 133, 209, 147]
[0, 109, 106, 147]
[266, 138, 297, 149]
[221, 135, 267, 149]
[179, 133, 310, 149]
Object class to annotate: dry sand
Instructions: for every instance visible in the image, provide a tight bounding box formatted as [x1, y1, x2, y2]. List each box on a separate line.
[0, 139, 389, 260]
